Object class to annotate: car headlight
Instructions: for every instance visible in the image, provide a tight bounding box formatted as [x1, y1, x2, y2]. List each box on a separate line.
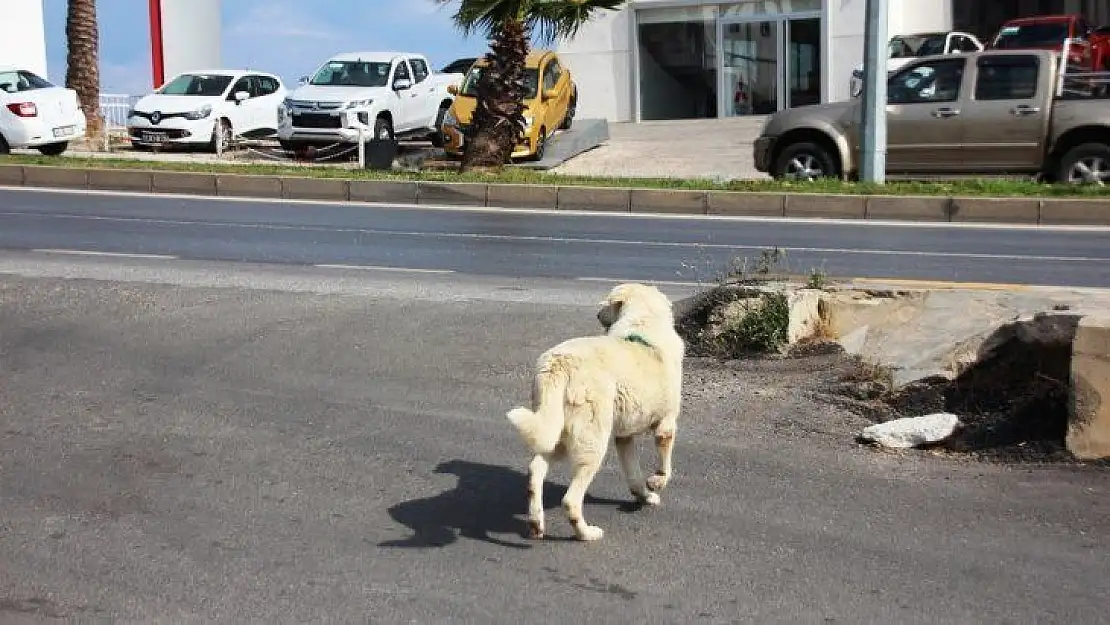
[345, 99, 374, 109]
[184, 104, 212, 120]
[126, 108, 137, 119]
[522, 115, 533, 129]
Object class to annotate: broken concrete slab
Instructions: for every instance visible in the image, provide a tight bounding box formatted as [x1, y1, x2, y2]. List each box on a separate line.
[1066, 315, 1110, 460]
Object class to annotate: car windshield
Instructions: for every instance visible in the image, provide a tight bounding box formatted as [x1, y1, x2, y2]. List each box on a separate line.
[0, 69, 54, 93]
[889, 35, 947, 58]
[460, 66, 540, 98]
[158, 73, 233, 96]
[309, 61, 391, 87]
[993, 23, 1069, 48]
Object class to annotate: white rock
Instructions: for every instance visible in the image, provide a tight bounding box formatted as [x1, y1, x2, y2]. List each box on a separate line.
[859, 413, 961, 449]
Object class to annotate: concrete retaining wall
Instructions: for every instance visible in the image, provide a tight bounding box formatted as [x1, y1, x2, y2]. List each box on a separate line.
[2, 163, 1110, 225]
[1067, 315, 1110, 460]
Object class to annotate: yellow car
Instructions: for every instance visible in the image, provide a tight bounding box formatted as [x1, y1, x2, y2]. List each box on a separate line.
[441, 49, 576, 161]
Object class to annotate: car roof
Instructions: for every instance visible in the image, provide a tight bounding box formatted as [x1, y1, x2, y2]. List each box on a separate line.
[475, 49, 556, 69]
[328, 51, 422, 63]
[1002, 14, 1076, 25]
[170, 68, 279, 79]
[0, 65, 39, 74]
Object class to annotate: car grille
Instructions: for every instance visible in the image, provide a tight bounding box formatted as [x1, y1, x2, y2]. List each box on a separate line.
[288, 100, 342, 110]
[292, 113, 342, 129]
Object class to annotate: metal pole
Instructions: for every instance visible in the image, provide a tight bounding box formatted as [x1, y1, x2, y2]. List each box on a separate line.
[357, 125, 365, 168]
[859, 0, 888, 183]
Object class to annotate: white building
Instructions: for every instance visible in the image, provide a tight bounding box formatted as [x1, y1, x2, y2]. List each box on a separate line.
[2, 0, 49, 78]
[555, 0, 1110, 122]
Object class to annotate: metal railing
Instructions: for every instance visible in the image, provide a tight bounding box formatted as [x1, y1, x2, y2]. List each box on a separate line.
[1055, 37, 1110, 98]
[98, 93, 142, 133]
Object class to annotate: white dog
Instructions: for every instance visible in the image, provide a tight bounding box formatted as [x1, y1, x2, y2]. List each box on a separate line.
[506, 283, 686, 541]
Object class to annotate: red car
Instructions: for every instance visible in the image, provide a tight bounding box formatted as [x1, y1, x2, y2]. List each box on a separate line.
[988, 14, 1110, 70]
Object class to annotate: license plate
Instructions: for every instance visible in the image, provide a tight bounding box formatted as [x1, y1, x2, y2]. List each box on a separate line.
[52, 125, 76, 138]
[141, 131, 169, 142]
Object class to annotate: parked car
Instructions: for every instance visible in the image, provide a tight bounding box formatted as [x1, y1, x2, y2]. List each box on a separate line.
[850, 31, 983, 97]
[0, 65, 86, 156]
[754, 48, 1110, 184]
[440, 49, 576, 161]
[987, 14, 1110, 70]
[127, 69, 286, 152]
[277, 51, 464, 151]
[440, 57, 478, 75]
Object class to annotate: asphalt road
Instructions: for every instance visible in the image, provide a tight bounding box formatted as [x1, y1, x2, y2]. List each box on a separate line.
[0, 187, 1108, 287]
[1, 256, 1108, 623]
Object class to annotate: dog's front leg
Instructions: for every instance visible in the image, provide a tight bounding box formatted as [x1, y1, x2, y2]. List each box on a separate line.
[615, 436, 660, 505]
[527, 454, 549, 538]
[647, 422, 676, 493]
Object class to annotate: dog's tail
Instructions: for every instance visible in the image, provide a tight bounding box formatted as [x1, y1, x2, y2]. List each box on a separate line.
[506, 357, 572, 455]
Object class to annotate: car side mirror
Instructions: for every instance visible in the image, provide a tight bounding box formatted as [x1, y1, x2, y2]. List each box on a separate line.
[447, 84, 459, 96]
[542, 88, 558, 100]
[233, 90, 250, 103]
[394, 78, 413, 91]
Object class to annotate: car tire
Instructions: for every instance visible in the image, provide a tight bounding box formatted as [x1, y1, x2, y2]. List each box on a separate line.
[530, 127, 548, 162]
[560, 92, 576, 130]
[0, 133, 10, 155]
[374, 116, 394, 142]
[770, 141, 838, 181]
[1055, 142, 1110, 185]
[36, 141, 68, 156]
[430, 105, 449, 148]
[208, 119, 232, 154]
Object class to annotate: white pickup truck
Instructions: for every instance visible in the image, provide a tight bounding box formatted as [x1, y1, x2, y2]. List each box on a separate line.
[849, 31, 984, 97]
[277, 51, 464, 150]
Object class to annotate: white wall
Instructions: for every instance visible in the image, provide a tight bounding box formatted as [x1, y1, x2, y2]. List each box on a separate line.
[1, 0, 49, 79]
[554, 7, 633, 122]
[158, 0, 223, 85]
[826, 0, 951, 102]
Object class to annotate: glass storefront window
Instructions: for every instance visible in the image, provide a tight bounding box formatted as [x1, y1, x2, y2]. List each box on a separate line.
[720, 0, 821, 18]
[636, 7, 720, 120]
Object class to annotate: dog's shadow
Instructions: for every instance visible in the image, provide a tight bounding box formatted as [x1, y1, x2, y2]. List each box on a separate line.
[378, 459, 645, 549]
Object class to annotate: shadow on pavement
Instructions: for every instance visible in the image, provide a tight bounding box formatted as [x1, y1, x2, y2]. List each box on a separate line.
[379, 459, 642, 549]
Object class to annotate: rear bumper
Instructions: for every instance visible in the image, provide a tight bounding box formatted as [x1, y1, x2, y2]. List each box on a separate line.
[3, 111, 86, 147]
[753, 136, 775, 173]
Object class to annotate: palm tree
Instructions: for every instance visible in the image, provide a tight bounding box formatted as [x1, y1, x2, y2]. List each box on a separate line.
[65, 0, 102, 138]
[434, 0, 623, 171]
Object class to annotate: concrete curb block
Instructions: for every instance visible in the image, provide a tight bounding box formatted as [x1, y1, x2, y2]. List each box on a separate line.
[5, 163, 1110, 225]
[1067, 314, 1110, 460]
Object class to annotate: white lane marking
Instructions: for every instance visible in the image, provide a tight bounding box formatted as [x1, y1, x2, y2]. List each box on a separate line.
[31, 248, 178, 260]
[314, 264, 454, 274]
[4, 184, 1110, 233]
[7, 210, 1106, 263]
[577, 277, 705, 287]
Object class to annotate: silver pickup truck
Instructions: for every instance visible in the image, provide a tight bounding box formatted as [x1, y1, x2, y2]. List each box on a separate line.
[755, 48, 1110, 184]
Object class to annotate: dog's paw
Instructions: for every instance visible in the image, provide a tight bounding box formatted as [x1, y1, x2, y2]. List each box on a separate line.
[643, 491, 661, 506]
[647, 472, 669, 492]
[527, 520, 545, 539]
[576, 525, 604, 541]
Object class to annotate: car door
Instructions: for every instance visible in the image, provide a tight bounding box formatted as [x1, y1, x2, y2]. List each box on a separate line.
[390, 59, 416, 131]
[959, 54, 1048, 172]
[884, 57, 967, 173]
[251, 74, 284, 134]
[406, 57, 435, 129]
[225, 75, 256, 133]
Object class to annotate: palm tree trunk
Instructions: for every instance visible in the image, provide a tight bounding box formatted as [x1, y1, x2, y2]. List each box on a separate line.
[65, 0, 102, 138]
[459, 18, 529, 172]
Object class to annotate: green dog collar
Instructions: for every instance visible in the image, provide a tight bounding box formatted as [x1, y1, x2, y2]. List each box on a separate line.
[624, 333, 652, 348]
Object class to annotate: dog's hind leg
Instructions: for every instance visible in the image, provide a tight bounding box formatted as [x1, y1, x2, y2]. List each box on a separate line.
[615, 436, 660, 506]
[526, 454, 550, 539]
[562, 454, 605, 541]
[647, 419, 678, 493]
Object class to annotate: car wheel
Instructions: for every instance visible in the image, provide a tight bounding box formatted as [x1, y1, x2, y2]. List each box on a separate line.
[530, 127, 548, 162]
[1056, 142, 1110, 185]
[374, 116, 394, 142]
[770, 141, 838, 181]
[560, 93, 576, 130]
[430, 105, 449, 148]
[209, 119, 232, 154]
[36, 141, 68, 156]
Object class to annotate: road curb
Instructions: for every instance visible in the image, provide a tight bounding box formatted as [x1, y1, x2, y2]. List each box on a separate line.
[4, 163, 1110, 225]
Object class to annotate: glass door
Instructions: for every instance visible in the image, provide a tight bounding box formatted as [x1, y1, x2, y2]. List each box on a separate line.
[786, 18, 822, 108]
[719, 19, 782, 116]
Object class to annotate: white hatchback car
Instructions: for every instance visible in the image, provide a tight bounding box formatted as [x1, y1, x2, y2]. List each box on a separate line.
[0, 65, 87, 156]
[127, 69, 286, 152]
